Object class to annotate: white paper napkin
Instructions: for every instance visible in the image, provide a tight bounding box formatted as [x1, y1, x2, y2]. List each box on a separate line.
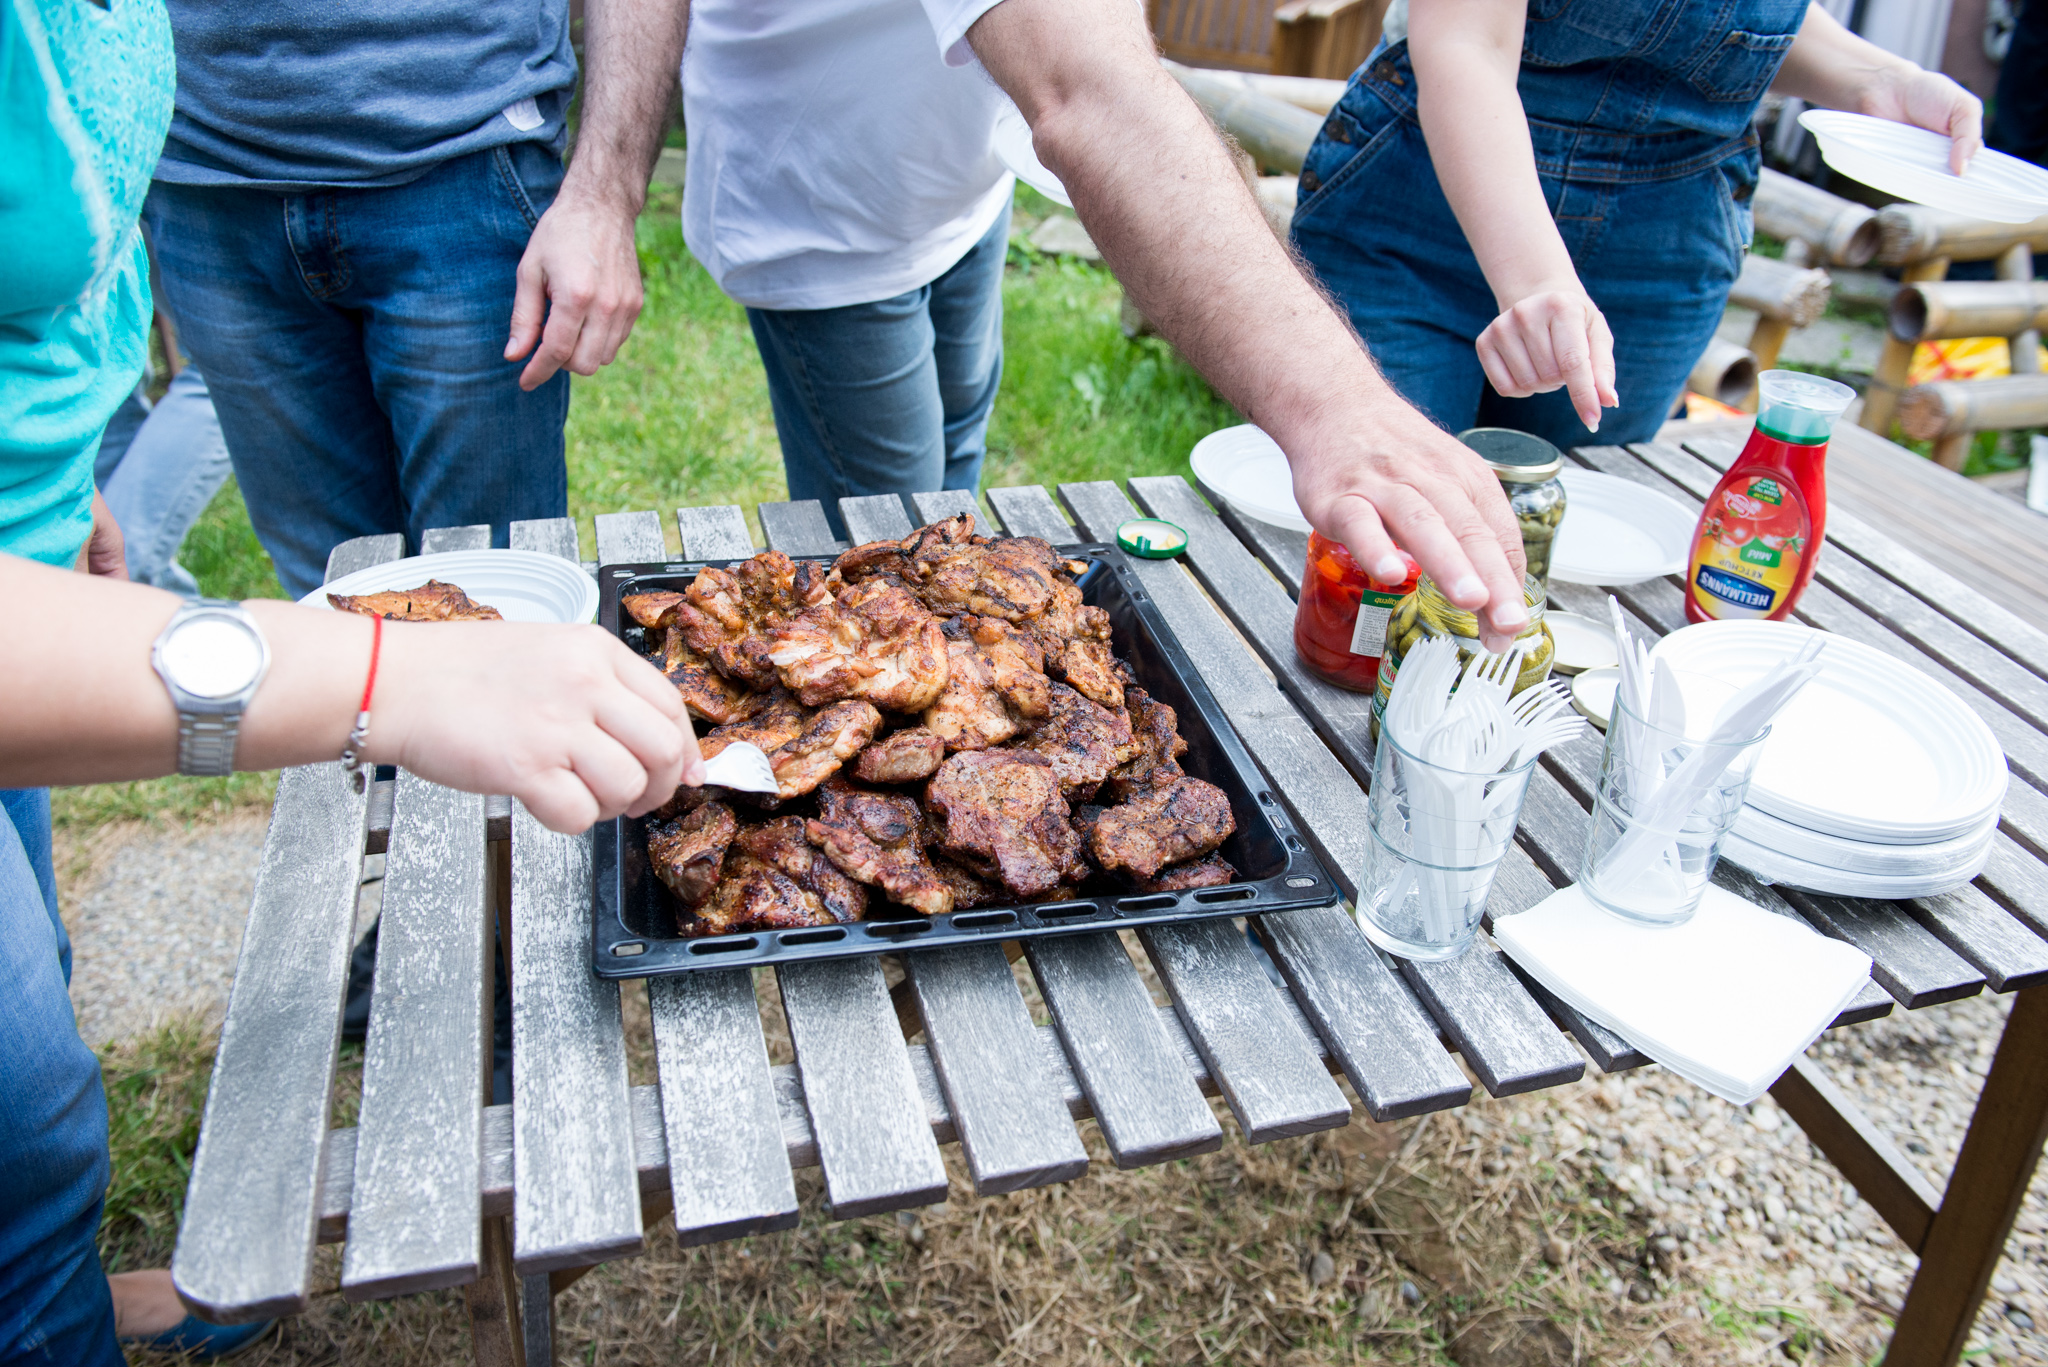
[1493, 883, 1872, 1104]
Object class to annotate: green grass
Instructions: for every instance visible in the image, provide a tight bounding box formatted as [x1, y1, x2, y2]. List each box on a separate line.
[97, 1018, 217, 1274]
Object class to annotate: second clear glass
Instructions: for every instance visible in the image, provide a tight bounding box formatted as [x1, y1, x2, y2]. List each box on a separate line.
[1578, 691, 1770, 926]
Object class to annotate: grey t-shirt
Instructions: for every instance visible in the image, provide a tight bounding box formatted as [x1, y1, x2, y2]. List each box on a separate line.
[154, 0, 576, 189]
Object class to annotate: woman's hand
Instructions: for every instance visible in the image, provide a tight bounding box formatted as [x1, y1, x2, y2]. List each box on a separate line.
[1860, 65, 1983, 175]
[1476, 286, 1618, 432]
[365, 620, 705, 833]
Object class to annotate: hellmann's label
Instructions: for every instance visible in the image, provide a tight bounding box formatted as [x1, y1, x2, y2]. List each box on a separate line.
[1687, 477, 1808, 620]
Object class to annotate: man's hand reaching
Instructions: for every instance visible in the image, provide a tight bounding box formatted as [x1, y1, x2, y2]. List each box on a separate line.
[1289, 406, 1530, 652]
[506, 191, 646, 391]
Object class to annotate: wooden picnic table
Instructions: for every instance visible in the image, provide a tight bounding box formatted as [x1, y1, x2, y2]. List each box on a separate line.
[169, 440, 2048, 1367]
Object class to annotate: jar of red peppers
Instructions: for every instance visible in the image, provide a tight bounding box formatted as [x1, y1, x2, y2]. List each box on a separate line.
[1293, 532, 1419, 692]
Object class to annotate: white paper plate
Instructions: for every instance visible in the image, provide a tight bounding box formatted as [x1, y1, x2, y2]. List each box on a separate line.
[1571, 667, 1619, 730]
[1550, 469, 1694, 586]
[1651, 620, 2008, 845]
[1547, 611, 1618, 675]
[1189, 424, 1310, 533]
[1800, 110, 2048, 226]
[1722, 827, 1993, 900]
[993, 101, 1071, 208]
[305, 549, 600, 624]
[1732, 802, 1998, 878]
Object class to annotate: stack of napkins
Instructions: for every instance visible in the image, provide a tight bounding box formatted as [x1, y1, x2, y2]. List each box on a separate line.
[1493, 883, 1872, 1104]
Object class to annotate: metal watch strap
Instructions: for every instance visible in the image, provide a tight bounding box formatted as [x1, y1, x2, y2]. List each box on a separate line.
[178, 711, 241, 778]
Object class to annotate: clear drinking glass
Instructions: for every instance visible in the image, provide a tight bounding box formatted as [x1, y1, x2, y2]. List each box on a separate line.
[1578, 692, 1771, 927]
[1356, 730, 1539, 961]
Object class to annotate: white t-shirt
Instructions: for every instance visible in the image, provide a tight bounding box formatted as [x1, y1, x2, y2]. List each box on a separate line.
[682, 0, 1016, 312]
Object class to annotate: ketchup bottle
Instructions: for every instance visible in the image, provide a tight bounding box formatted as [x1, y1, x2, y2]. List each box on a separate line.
[1685, 370, 1856, 624]
[1294, 532, 1419, 691]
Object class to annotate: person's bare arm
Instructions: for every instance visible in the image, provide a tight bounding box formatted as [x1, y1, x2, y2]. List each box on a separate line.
[1772, 7, 1981, 174]
[0, 555, 704, 832]
[968, 0, 1529, 648]
[1407, 0, 1615, 431]
[506, 0, 692, 390]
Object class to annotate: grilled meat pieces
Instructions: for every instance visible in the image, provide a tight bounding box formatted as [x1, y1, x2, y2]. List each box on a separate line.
[853, 727, 945, 784]
[1106, 687, 1188, 801]
[674, 551, 831, 689]
[733, 817, 867, 923]
[692, 850, 851, 937]
[1022, 683, 1143, 801]
[832, 513, 978, 586]
[923, 615, 1051, 750]
[929, 853, 999, 909]
[1127, 853, 1236, 892]
[328, 579, 502, 622]
[1089, 776, 1236, 879]
[925, 750, 1089, 898]
[771, 700, 883, 799]
[805, 779, 953, 916]
[645, 801, 737, 908]
[1030, 581, 1122, 709]
[656, 626, 774, 725]
[698, 695, 880, 800]
[766, 578, 949, 711]
[920, 534, 1068, 622]
[621, 589, 686, 629]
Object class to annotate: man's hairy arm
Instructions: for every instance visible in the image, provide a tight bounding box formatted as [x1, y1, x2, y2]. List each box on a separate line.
[968, 0, 1529, 647]
[507, 0, 692, 390]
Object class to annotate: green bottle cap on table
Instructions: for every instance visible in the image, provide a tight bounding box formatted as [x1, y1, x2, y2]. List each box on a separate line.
[1116, 518, 1188, 559]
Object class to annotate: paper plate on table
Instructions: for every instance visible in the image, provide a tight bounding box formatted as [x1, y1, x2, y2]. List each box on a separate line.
[1189, 424, 1310, 533]
[993, 101, 1071, 207]
[1550, 469, 1694, 586]
[1732, 802, 1999, 879]
[1721, 826, 1994, 900]
[1799, 110, 2048, 225]
[304, 549, 600, 624]
[1651, 620, 2007, 845]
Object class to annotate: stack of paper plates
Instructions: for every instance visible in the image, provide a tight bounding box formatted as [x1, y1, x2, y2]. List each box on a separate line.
[1550, 469, 1694, 586]
[1650, 620, 2006, 898]
[305, 549, 600, 624]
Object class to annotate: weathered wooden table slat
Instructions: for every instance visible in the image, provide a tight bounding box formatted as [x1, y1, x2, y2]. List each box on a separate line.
[340, 775, 490, 1300]
[420, 524, 492, 555]
[171, 534, 403, 1322]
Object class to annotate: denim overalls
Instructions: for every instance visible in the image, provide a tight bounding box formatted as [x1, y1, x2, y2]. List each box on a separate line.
[1292, 0, 1809, 448]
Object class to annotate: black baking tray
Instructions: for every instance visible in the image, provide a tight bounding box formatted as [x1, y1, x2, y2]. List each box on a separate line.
[591, 544, 1335, 978]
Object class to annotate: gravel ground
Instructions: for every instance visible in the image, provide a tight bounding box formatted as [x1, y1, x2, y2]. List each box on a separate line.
[64, 819, 2048, 1362]
[59, 816, 269, 1047]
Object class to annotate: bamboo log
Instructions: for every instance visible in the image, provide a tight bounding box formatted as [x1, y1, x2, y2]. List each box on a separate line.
[1889, 281, 2048, 343]
[2002, 244, 2043, 377]
[1729, 254, 1832, 328]
[1754, 168, 1880, 267]
[1876, 204, 2048, 267]
[1861, 258, 1950, 434]
[1899, 375, 2048, 440]
[1166, 60, 1324, 175]
[1688, 337, 1758, 407]
[1238, 72, 1347, 115]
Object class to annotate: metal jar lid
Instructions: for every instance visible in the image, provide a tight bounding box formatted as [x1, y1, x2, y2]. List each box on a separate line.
[1458, 427, 1564, 483]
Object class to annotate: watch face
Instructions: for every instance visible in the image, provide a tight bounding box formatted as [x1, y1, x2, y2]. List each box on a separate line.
[162, 617, 266, 700]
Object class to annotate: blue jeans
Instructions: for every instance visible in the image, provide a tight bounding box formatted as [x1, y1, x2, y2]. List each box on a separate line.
[0, 790, 122, 1367]
[144, 143, 572, 598]
[1291, 57, 1753, 449]
[747, 206, 1008, 541]
[94, 367, 233, 596]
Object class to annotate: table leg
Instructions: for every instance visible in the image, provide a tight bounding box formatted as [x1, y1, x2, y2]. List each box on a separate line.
[1885, 985, 2048, 1366]
[466, 1216, 526, 1366]
[520, 1274, 555, 1367]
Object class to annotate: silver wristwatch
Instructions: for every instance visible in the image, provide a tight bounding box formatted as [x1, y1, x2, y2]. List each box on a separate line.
[150, 600, 272, 777]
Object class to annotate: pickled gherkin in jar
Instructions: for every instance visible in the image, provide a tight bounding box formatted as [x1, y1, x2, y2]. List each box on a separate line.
[1459, 427, 1566, 591]
[1371, 574, 1554, 739]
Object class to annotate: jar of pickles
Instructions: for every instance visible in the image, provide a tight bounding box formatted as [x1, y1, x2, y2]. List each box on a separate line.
[1458, 428, 1566, 589]
[1370, 574, 1554, 738]
[1293, 533, 1419, 692]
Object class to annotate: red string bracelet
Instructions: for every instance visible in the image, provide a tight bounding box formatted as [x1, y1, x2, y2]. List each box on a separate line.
[340, 614, 384, 793]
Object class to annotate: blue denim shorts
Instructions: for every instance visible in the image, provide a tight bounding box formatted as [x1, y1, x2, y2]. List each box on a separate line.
[1291, 49, 1757, 448]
